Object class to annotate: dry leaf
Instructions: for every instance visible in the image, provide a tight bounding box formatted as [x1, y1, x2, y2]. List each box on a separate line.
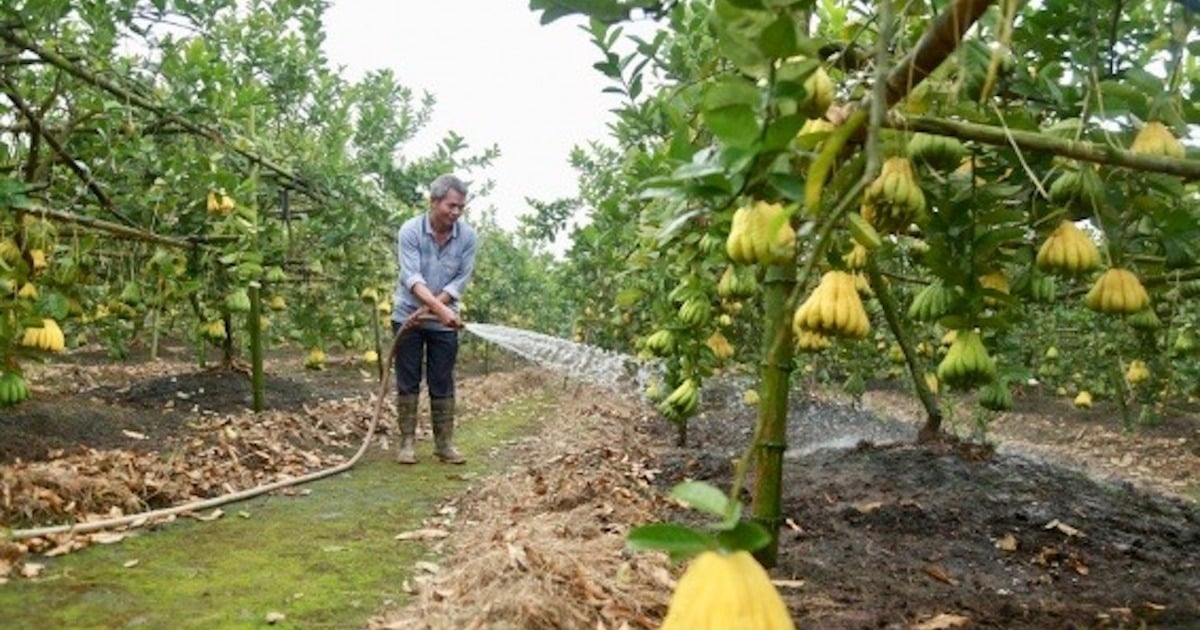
[922, 563, 957, 586]
[1044, 518, 1084, 538]
[394, 528, 451, 542]
[855, 501, 884, 514]
[91, 532, 127, 545]
[771, 579, 806, 589]
[189, 508, 225, 522]
[123, 559, 140, 568]
[995, 533, 1019, 552]
[20, 562, 44, 578]
[265, 611, 286, 624]
[507, 542, 529, 570]
[914, 612, 971, 629]
[121, 430, 148, 440]
[414, 560, 441, 574]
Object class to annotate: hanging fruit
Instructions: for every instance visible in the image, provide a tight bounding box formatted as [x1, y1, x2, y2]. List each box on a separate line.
[861, 157, 926, 233]
[726, 201, 796, 266]
[792, 271, 871, 339]
[1036, 220, 1100, 275]
[1084, 268, 1149, 315]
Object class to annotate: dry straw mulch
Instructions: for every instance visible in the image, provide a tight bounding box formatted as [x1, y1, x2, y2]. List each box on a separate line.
[370, 385, 677, 630]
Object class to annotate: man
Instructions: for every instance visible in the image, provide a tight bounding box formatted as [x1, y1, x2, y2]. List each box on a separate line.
[391, 174, 476, 465]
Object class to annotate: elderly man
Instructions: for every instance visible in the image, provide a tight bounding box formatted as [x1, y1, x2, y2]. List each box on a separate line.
[391, 174, 477, 465]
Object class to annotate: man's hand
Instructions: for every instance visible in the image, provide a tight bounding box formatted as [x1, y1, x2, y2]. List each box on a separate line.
[433, 303, 464, 329]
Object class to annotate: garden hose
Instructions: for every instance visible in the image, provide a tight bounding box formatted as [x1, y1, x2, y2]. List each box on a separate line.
[6, 321, 424, 541]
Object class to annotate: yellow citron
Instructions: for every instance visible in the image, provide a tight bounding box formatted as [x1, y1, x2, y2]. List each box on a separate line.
[206, 190, 220, 213]
[362, 350, 379, 364]
[304, 347, 326, 369]
[29, 249, 48, 271]
[742, 388, 760, 406]
[1125, 360, 1149, 386]
[1129, 121, 1185, 159]
[660, 550, 795, 630]
[793, 271, 870, 339]
[1036, 220, 1100, 275]
[706, 331, 735, 361]
[1074, 390, 1093, 409]
[1084, 268, 1149, 315]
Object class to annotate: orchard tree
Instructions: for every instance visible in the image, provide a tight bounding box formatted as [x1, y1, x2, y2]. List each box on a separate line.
[531, 0, 1199, 565]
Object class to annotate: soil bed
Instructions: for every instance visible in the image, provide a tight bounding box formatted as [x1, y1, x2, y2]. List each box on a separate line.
[2, 344, 1198, 629]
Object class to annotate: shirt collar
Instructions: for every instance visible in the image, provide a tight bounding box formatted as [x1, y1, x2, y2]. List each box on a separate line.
[422, 214, 459, 239]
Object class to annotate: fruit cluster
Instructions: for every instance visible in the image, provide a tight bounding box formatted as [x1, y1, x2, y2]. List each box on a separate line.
[659, 550, 795, 630]
[0, 371, 31, 406]
[1130, 121, 1185, 159]
[907, 282, 957, 322]
[705, 331, 734, 361]
[906, 132, 966, 171]
[861, 157, 926, 233]
[792, 271, 870, 339]
[726, 201, 796, 266]
[21, 318, 66, 352]
[716, 266, 757, 299]
[1036, 220, 1100, 275]
[936, 329, 996, 389]
[657, 378, 698, 421]
[1084, 268, 1149, 315]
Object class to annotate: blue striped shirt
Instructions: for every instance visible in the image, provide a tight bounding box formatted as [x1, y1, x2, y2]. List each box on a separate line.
[391, 214, 477, 331]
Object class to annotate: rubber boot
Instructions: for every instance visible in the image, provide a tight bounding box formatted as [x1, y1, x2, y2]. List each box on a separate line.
[431, 397, 466, 464]
[395, 393, 419, 464]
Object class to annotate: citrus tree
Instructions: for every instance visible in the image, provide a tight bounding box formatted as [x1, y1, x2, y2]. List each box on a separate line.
[1, 1, 564, 409]
[531, 0, 1199, 564]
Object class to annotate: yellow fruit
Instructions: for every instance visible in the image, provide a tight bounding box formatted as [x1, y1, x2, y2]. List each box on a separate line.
[742, 389, 760, 406]
[979, 271, 1009, 306]
[660, 550, 795, 630]
[304, 347, 326, 370]
[727, 201, 795, 266]
[936, 329, 996, 389]
[1125, 360, 1149, 386]
[28, 249, 48, 271]
[1084, 268, 1149, 315]
[862, 157, 926, 233]
[1130, 121, 1185, 159]
[17, 282, 38, 300]
[267, 295, 287, 311]
[362, 350, 379, 364]
[793, 271, 870, 339]
[206, 191, 220, 213]
[843, 243, 868, 270]
[795, 328, 831, 352]
[1036, 220, 1100, 275]
[1074, 390, 1093, 408]
[705, 331, 735, 361]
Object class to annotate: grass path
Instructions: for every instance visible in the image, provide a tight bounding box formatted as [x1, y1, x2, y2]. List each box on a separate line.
[0, 390, 559, 629]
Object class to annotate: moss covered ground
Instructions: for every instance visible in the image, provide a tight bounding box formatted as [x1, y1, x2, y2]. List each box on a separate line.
[0, 391, 556, 629]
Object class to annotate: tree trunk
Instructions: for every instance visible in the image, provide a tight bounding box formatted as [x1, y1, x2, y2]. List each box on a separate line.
[751, 264, 796, 568]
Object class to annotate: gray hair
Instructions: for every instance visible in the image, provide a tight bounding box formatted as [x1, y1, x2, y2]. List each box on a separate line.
[429, 174, 469, 201]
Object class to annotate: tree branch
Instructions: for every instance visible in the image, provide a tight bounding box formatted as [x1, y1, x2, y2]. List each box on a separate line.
[1, 76, 137, 226]
[890, 114, 1200, 180]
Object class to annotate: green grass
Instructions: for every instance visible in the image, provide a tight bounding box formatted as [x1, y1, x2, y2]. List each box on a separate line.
[0, 391, 557, 629]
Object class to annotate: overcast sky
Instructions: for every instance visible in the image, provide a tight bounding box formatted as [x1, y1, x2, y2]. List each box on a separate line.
[321, 0, 625, 234]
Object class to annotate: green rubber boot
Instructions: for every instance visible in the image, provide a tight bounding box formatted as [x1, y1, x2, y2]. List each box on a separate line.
[431, 397, 465, 465]
[395, 393, 419, 465]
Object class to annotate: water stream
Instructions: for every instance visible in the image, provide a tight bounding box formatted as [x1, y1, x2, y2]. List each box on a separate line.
[465, 322, 663, 394]
[464, 322, 913, 455]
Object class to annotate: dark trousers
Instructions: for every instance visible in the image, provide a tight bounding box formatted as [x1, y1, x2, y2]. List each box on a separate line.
[392, 322, 459, 399]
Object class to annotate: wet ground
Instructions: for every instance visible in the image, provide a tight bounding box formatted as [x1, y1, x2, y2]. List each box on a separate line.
[2, 344, 1199, 629]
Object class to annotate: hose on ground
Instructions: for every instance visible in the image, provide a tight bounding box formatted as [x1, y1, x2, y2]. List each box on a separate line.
[6, 323, 417, 541]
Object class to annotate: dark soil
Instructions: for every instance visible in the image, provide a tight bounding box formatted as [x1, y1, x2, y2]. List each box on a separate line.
[653, 387, 1200, 630]
[3, 342, 1199, 629]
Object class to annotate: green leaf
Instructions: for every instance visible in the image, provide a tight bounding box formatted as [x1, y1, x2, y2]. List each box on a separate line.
[669, 480, 733, 517]
[714, 520, 772, 552]
[627, 523, 715, 559]
[757, 13, 798, 58]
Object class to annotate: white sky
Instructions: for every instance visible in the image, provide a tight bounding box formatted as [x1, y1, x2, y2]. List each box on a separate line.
[321, 0, 625, 234]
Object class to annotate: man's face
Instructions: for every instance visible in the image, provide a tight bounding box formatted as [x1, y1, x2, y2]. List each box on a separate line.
[430, 189, 466, 230]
